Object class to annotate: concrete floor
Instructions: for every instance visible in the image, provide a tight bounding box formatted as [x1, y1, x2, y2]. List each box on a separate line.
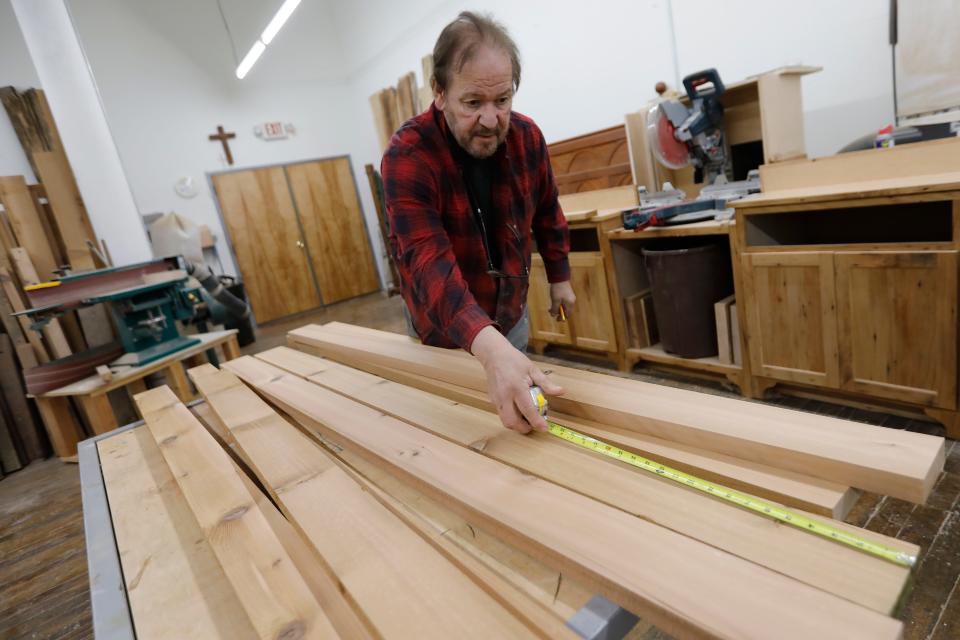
[2, 290, 959, 639]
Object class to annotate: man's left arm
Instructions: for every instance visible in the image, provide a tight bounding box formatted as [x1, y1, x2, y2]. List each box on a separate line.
[530, 130, 575, 319]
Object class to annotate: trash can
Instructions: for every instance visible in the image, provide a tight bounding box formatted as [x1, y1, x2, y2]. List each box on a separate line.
[642, 240, 734, 359]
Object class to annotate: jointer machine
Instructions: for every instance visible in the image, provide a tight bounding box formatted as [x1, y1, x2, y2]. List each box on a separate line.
[15, 257, 251, 394]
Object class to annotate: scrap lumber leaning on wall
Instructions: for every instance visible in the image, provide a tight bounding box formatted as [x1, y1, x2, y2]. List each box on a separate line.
[224, 355, 904, 640]
[288, 322, 945, 503]
[253, 346, 914, 615]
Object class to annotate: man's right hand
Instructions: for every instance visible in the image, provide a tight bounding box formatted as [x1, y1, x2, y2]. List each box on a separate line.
[470, 325, 564, 433]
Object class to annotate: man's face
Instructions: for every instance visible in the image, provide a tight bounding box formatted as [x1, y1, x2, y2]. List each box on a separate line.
[434, 45, 513, 159]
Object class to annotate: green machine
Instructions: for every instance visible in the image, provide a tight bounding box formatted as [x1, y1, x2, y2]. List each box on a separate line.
[18, 257, 206, 366]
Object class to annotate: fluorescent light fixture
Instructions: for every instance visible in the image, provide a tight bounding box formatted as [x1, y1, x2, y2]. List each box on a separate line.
[235, 40, 266, 79]
[261, 0, 302, 45]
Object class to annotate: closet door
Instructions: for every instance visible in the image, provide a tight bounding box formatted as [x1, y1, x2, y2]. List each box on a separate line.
[286, 157, 381, 304]
[211, 167, 321, 322]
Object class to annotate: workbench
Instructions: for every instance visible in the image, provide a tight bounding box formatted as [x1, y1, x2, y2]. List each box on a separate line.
[78, 405, 640, 640]
[33, 329, 240, 460]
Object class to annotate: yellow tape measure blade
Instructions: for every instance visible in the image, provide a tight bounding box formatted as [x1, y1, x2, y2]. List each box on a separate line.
[546, 422, 916, 569]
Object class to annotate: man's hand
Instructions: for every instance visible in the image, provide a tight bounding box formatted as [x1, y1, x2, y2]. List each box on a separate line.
[470, 326, 564, 433]
[549, 281, 576, 320]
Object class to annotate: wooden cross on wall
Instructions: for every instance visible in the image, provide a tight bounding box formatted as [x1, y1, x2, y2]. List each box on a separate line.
[208, 125, 236, 165]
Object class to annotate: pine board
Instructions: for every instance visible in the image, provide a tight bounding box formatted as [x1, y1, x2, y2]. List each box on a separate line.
[265, 343, 860, 518]
[188, 365, 538, 639]
[224, 355, 904, 640]
[134, 386, 337, 640]
[289, 322, 944, 504]
[255, 346, 913, 615]
[97, 428, 257, 639]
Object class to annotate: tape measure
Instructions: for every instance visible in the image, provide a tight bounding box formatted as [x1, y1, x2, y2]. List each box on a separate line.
[528, 387, 916, 568]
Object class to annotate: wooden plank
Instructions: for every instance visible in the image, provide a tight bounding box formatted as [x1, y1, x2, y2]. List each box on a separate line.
[395, 71, 418, 121]
[368, 91, 392, 152]
[196, 376, 589, 631]
[757, 72, 807, 163]
[289, 322, 945, 503]
[557, 185, 637, 213]
[210, 168, 321, 323]
[190, 403, 376, 640]
[133, 386, 338, 640]
[0, 265, 50, 364]
[224, 355, 904, 640]
[0, 405, 24, 473]
[271, 337, 861, 519]
[98, 427, 257, 639]
[255, 347, 913, 614]
[9, 247, 71, 358]
[714, 294, 735, 365]
[357, 361, 862, 519]
[188, 365, 540, 639]
[286, 158, 380, 304]
[0, 175, 59, 279]
[756, 138, 960, 195]
[730, 302, 742, 366]
[31, 151, 96, 271]
[0, 334, 46, 461]
[328, 451, 581, 640]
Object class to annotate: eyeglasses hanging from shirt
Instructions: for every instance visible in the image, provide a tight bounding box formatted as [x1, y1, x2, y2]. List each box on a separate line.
[461, 169, 529, 281]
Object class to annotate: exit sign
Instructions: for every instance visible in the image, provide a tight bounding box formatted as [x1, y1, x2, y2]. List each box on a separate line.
[261, 121, 287, 140]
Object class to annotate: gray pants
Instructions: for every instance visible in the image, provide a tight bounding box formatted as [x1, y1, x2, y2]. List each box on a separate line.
[403, 305, 529, 353]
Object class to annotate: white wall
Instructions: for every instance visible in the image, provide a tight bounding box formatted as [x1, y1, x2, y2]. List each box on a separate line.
[64, 0, 379, 281]
[0, 0, 40, 181]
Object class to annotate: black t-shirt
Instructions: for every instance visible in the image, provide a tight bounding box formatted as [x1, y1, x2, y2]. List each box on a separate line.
[449, 134, 501, 268]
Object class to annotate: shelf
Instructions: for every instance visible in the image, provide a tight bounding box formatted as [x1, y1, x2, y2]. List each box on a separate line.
[608, 219, 733, 240]
[627, 344, 741, 375]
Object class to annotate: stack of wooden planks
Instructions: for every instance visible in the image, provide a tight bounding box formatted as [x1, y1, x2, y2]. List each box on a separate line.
[98, 320, 946, 638]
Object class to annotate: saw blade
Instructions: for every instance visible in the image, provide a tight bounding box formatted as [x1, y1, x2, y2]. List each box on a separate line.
[646, 103, 689, 170]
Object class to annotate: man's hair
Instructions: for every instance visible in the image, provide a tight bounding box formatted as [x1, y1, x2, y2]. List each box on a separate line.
[431, 11, 521, 93]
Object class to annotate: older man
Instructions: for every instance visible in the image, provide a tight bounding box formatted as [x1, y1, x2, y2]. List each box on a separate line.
[381, 11, 575, 433]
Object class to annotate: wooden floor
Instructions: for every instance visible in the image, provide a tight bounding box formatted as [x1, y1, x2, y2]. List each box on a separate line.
[2, 291, 959, 639]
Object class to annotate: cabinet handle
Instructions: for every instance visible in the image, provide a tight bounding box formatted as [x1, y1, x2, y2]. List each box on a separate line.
[296, 240, 304, 249]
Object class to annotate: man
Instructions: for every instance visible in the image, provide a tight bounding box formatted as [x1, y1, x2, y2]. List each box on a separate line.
[381, 12, 575, 434]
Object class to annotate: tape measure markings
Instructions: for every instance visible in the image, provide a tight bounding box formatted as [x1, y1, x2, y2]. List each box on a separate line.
[545, 421, 917, 568]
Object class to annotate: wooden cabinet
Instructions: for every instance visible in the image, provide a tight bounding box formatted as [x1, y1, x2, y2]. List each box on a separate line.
[742, 252, 839, 388]
[569, 253, 617, 352]
[529, 252, 617, 354]
[835, 251, 957, 409]
[528, 256, 572, 346]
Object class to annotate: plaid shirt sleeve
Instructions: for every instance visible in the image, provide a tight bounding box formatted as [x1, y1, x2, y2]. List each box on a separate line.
[381, 140, 494, 351]
[531, 130, 571, 283]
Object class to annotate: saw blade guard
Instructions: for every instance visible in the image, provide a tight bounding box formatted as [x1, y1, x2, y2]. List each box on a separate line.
[646, 104, 689, 170]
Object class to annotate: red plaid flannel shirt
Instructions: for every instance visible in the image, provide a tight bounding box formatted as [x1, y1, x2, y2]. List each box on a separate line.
[381, 104, 570, 350]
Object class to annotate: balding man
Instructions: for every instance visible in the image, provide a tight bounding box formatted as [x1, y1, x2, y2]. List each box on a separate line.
[382, 11, 575, 433]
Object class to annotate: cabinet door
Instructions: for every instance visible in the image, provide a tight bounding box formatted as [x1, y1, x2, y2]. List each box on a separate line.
[569, 252, 617, 353]
[742, 252, 839, 387]
[528, 255, 572, 345]
[835, 251, 957, 409]
[211, 168, 321, 323]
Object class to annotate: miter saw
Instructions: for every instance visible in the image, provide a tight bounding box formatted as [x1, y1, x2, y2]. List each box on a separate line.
[647, 68, 730, 185]
[622, 68, 761, 231]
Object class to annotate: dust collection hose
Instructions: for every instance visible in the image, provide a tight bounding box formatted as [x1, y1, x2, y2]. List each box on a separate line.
[185, 260, 251, 320]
